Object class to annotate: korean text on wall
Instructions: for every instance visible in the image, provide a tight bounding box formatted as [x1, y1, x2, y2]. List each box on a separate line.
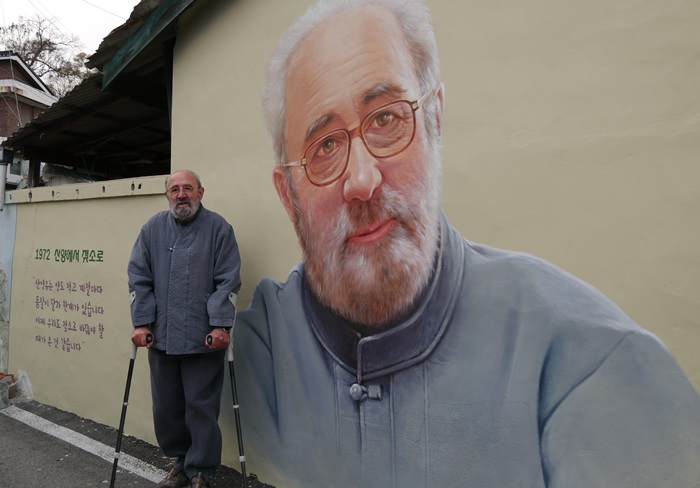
[32, 247, 106, 354]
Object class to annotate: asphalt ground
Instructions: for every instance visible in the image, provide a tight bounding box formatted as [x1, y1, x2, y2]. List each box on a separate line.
[0, 395, 271, 488]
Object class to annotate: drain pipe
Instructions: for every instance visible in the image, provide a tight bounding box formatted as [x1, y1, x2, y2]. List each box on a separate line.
[0, 148, 13, 212]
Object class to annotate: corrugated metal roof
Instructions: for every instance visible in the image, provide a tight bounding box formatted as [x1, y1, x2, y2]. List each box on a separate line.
[4, 71, 170, 178]
[102, 0, 196, 89]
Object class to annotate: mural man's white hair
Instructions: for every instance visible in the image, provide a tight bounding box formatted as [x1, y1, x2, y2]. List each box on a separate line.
[262, 0, 442, 166]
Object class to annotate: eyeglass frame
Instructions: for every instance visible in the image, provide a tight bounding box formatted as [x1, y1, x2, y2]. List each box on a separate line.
[279, 87, 437, 187]
[166, 184, 200, 197]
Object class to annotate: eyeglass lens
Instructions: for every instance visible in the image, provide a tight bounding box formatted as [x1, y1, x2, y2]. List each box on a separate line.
[304, 100, 416, 185]
[168, 185, 196, 195]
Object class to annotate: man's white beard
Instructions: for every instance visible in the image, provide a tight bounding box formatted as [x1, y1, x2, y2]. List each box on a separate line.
[170, 199, 199, 222]
[293, 150, 441, 328]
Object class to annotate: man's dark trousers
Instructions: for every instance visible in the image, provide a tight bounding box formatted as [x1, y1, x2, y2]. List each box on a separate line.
[148, 348, 226, 480]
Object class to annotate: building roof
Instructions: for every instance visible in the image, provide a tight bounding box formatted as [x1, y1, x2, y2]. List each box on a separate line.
[0, 0, 196, 180]
[2, 71, 170, 178]
[0, 50, 56, 98]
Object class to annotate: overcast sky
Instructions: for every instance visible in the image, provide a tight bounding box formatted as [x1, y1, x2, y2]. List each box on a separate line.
[0, 0, 138, 55]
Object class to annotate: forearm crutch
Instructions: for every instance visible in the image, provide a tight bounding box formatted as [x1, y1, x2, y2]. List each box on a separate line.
[208, 330, 247, 483]
[227, 333, 247, 483]
[110, 335, 151, 488]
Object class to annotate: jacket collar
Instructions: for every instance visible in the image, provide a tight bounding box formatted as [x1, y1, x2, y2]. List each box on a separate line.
[304, 211, 465, 382]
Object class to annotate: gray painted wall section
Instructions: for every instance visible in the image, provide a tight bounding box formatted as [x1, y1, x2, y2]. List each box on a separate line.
[0, 204, 17, 408]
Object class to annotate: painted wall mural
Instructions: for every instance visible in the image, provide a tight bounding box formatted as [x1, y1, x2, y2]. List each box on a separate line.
[230, 1, 700, 487]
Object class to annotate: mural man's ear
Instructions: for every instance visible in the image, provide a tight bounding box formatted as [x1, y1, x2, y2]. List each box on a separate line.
[273, 166, 299, 224]
[435, 82, 445, 138]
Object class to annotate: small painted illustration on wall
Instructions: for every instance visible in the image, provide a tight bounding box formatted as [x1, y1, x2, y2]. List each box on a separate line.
[233, 1, 700, 487]
[0, 263, 9, 374]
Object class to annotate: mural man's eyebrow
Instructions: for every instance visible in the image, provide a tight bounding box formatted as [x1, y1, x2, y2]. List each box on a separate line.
[362, 81, 407, 105]
[305, 113, 336, 143]
[302, 83, 407, 144]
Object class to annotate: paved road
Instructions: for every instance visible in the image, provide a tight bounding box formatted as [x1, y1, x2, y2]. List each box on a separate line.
[0, 405, 156, 487]
[0, 397, 267, 488]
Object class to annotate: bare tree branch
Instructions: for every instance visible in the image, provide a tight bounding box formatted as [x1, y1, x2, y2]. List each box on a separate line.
[0, 14, 97, 97]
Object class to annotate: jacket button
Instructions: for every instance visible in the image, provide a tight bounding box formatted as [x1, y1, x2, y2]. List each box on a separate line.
[349, 383, 364, 401]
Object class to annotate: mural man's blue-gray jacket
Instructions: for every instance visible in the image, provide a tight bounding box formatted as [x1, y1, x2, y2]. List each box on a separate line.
[128, 205, 241, 354]
[234, 212, 700, 488]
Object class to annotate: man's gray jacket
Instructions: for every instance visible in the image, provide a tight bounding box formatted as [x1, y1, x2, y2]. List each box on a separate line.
[128, 205, 241, 354]
[234, 212, 700, 488]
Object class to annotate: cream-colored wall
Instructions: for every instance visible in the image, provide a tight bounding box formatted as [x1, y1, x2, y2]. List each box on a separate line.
[7, 179, 167, 446]
[433, 1, 700, 388]
[173, 0, 700, 391]
[171, 0, 305, 311]
[4, 0, 697, 471]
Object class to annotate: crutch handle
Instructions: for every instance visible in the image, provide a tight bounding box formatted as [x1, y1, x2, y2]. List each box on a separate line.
[133, 334, 153, 357]
[226, 333, 234, 362]
[206, 330, 233, 359]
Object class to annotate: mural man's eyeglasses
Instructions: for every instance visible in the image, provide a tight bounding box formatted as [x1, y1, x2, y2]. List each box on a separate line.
[281, 88, 436, 187]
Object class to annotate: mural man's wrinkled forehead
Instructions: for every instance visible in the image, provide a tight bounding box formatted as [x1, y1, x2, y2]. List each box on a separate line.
[262, 0, 442, 167]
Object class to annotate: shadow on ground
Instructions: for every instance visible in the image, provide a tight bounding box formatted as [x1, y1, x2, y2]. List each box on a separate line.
[10, 397, 273, 488]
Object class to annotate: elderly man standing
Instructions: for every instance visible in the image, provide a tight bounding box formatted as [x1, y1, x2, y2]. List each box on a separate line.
[234, 1, 700, 487]
[129, 169, 241, 488]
